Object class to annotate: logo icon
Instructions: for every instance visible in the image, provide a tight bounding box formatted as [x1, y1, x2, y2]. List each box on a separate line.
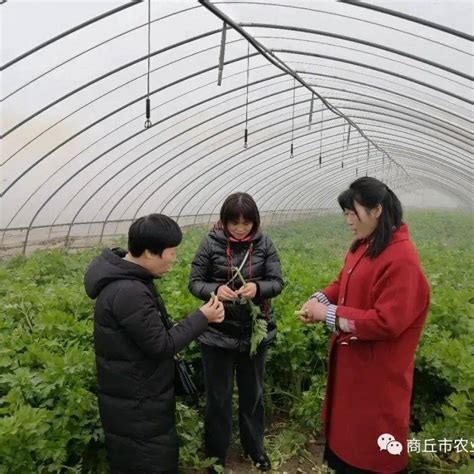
[377, 433, 403, 456]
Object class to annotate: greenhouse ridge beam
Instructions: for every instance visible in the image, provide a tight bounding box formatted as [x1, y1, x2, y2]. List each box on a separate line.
[337, 0, 473, 41]
[198, 0, 408, 181]
[0, 1, 143, 70]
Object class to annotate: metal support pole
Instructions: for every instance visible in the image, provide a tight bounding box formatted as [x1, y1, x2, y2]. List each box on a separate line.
[217, 22, 227, 85]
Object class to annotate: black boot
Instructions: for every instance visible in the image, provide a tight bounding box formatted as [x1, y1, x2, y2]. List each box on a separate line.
[246, 452, 272, 471]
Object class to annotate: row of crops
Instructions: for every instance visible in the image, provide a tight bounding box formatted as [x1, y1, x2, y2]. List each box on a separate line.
[0, 212, 472, 472]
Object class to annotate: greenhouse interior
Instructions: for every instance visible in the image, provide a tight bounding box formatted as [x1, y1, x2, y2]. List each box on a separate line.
[0, 0, 472, 472]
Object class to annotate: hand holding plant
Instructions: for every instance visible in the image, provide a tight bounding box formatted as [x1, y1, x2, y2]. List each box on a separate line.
[296, 299, 327, 324]
[216, 285, 238, 301]
[236, 282, 257, 299]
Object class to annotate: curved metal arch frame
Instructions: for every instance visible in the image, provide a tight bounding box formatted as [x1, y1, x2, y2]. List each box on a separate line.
[300, 70, 471, 124]
[242, 22, 472, 81]
[64, 77, 305, 241]
[209, 132, 469, 223]
[37, 79, 462, 241]
[276, 143, 471, 220]
[0, 0, 142, 70]
[170, 111, 469, 223]
[11, 65, 467, 242]
[7, 32, 467, 196]
[2, 49, 263, 196]
[19, 88, 466, 248]
[4, 38, 468, 203]
[3, 35, 251, 167]
[3, 0, 471, 253]
[18, 77, 307, 249]
[271, 48, 472, 105]
[237, 139, 469, 221]
[38, 90, 466, 246]
[9, 0, 469, 101]
[173, 101, 471, 221]
[256, 35, 470, 91]
[226, 1, 472, 53]
[337, 0, 473, 41]
[2, 3, 204, 100]
[178, 123, 358, 221]
[149, 103, 468, 222]
[302, 169, 470, 222]
[273, 164, 467, 228]
[14, 62, 283, 239]
[290, 145, 469, 212]
[191, 119, 470, 222]
[325, 99, 471, 150]
[186, 130, 350, 225]
[344, 124, 470, 173]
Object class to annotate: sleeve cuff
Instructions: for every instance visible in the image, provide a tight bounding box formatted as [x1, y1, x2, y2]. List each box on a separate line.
[326, 304, 338, 333]
[312, 291, 330, 306]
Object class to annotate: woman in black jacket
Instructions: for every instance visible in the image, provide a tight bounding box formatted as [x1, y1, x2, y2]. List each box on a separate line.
[188, 193, 284, 472]
[84, 214, 224, 474]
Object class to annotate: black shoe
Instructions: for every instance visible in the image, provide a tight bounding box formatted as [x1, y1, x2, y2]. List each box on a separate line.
[246, 452, 272, 471]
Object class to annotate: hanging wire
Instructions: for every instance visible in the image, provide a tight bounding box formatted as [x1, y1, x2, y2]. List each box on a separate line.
[341, 123, 345, 169]
[319, 107, 323, 168]
[366, 142, 370, 176]
[382, 151, 385, 180]
[356, 136, 359, 176]
[244, 42, 250, 148]
[144, 0, 152, 129]
[290, 77, 296, 158]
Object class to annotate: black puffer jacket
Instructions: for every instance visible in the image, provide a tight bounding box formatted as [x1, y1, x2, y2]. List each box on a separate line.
[188, 228, 283, 350]
[84, 248, 208, 473]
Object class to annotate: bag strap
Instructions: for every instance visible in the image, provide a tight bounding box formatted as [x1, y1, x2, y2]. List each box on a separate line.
[150, 286, 173, 330]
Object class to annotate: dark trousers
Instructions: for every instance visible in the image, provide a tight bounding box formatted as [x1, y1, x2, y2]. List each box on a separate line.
[201, 343, 267, 464]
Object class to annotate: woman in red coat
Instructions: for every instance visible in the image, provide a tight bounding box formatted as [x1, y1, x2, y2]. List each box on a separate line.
[300, 177, 430, 473]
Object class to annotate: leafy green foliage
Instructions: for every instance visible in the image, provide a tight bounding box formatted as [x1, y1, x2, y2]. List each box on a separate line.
[0, 212, 472, 471]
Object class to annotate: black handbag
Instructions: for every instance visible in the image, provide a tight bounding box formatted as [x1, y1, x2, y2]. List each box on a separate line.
[154, 291, 198, 397]
[174, 355, 198, 397]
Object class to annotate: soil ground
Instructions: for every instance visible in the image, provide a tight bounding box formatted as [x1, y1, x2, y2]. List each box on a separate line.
[184, 439, 328, 473]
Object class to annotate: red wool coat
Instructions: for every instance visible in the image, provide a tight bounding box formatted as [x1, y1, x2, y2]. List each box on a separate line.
[321, 223, 430, 472]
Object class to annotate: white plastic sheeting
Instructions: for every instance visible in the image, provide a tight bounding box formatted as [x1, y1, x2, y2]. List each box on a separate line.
[1, 0, 472, 252]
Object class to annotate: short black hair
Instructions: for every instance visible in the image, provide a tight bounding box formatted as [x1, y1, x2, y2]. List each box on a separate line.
[338, 177, 403, 258]
[220, 192, 260, 235]
[128, 214, 182, 257]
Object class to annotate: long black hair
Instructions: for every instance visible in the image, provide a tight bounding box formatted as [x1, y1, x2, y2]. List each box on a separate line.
[338, 177, 403, 258]
[220, 192, 260, 235]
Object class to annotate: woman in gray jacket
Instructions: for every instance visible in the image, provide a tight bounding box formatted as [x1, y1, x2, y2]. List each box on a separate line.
[188, 193, 284, 472]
